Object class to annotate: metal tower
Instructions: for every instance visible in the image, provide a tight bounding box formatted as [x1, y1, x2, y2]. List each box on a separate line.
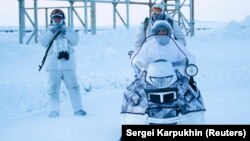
[18, 0, 194, 44]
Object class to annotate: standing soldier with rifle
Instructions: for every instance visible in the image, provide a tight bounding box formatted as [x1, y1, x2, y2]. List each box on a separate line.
[39, 9, 87, 117]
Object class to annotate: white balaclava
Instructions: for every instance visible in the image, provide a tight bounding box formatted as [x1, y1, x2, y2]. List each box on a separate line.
[151, 3, 165, 21]
[152, 21, 173, 46]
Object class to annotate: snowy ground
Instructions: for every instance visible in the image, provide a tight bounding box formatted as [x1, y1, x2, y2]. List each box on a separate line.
[0, 16, 250, 141]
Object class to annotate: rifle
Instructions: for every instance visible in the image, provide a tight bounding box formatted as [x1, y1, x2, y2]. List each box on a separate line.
[38, 30, 62, 71]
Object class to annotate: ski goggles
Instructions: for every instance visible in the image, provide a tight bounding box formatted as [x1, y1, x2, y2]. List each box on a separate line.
[51, 14, 64, 19]
[151, 7, 163, 14]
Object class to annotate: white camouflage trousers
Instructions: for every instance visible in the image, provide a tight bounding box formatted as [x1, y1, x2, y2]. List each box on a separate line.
[47, 70, 83, 113]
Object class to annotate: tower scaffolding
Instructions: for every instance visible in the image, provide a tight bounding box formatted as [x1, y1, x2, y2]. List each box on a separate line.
[18, 0, 194, 44]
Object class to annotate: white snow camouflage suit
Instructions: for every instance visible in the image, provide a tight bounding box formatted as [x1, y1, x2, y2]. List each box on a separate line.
[39, 26, 83, 113]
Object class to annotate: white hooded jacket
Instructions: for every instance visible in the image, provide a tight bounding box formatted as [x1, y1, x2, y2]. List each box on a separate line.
[134, 14, 186, 51]
[132, 21, 194, 76]
[39, 26, 79, 71]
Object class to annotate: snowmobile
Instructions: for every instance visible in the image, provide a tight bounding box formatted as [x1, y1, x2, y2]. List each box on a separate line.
[144, 60, 205, 124]
[122, 30, 206, 125]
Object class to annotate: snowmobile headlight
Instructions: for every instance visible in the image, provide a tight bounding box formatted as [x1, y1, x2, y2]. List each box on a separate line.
[185, 64, 198, 77]
[150, 76, 173, 88]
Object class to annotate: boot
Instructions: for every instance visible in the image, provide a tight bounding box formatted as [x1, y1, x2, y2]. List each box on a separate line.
[74, 109, 87, 116]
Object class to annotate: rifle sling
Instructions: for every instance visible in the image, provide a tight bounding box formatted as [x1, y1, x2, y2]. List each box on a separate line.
[38, 30, 62, 71]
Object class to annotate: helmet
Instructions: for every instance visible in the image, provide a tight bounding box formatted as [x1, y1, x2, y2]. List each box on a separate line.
[50, 9, 65, 19]
[151, 3, 165, 14]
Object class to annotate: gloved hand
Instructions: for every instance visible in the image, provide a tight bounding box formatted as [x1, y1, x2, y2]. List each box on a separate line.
[61, 27, 66, 35]
[50, 23, 63, 33]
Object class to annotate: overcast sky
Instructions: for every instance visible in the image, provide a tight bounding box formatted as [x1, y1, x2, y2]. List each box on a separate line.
[0, 0, 250, 27]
